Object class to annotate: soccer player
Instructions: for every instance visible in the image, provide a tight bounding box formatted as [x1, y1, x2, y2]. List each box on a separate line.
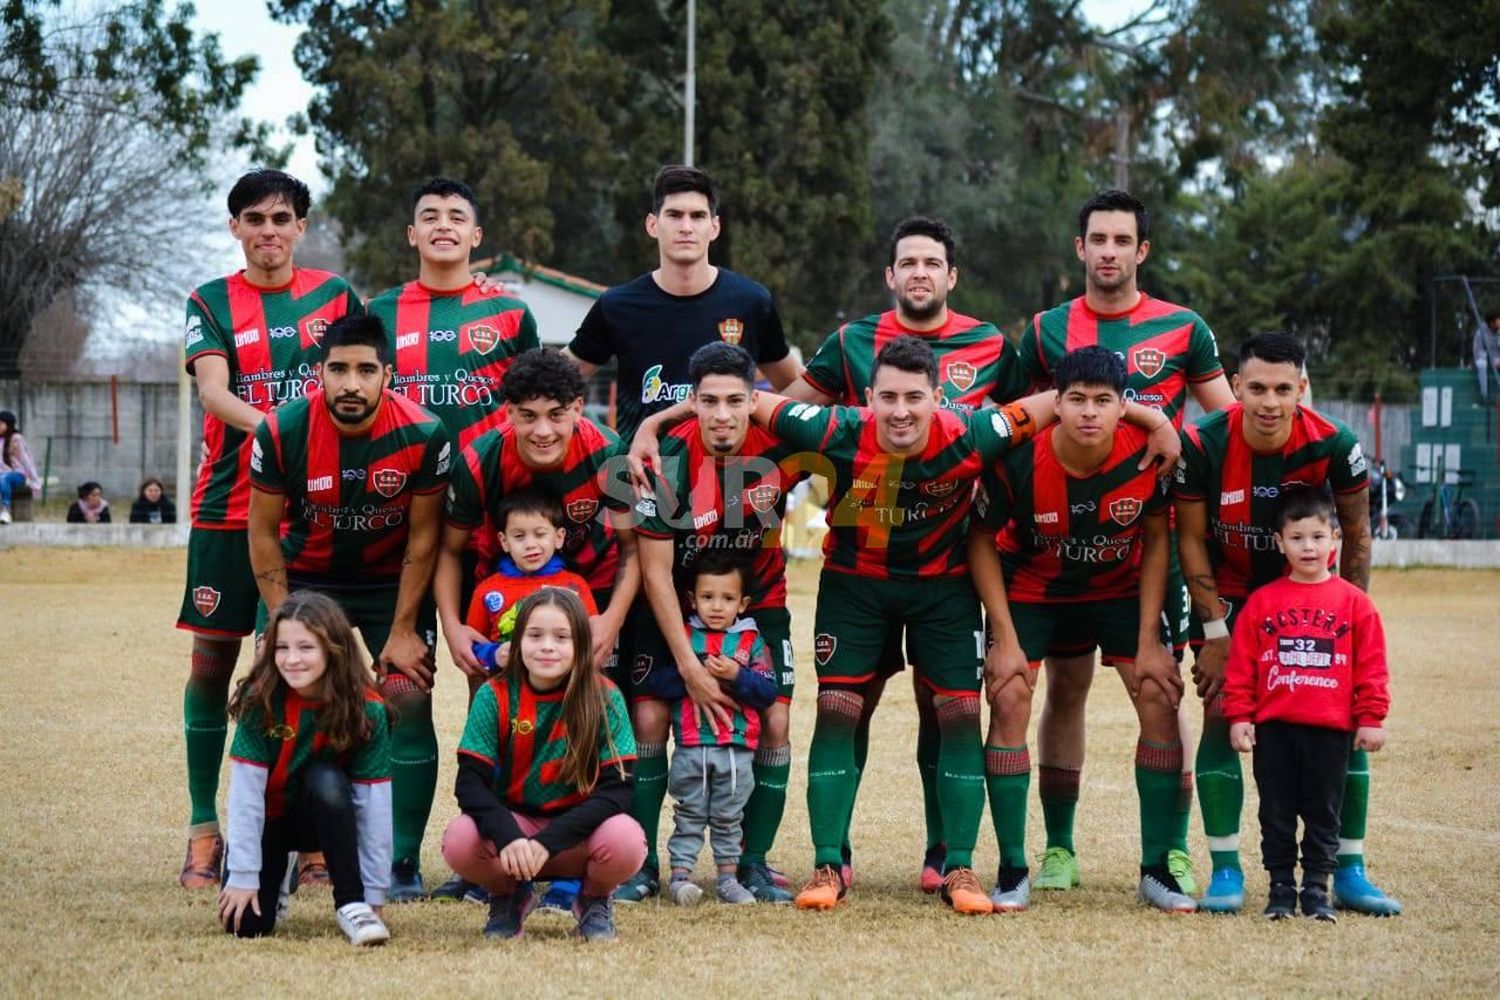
[176, 168, 363, 889]
[1017, 189, 1235, 895]
[1172, 331, 1393, 915]
[367, 176, 540, 454]
[749, 336, 1062, 915]
[562, 164, 802, 442]
[247, 314, 451, 904]
[970, 346, 1193, 913]
[622, 342, 805, 904]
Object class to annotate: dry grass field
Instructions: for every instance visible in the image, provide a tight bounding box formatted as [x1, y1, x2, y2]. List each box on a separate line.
[1, 548, 1496, 998]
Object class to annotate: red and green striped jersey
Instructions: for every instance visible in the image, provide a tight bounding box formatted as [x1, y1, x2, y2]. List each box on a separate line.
[802, 309, 1029, 410]
[634, 421, 803, 610]
[184, 268, 363, 529]
[767, 400, 1036, 579]
[251, 389, 451, 586]
[228, 687, 389, 819]
[1172, 403, 1367, 598]
[1018, 294, 1222, 429]
[456, 670, 636, 815]
[367, 280, 539, 453]
[671, 622, 773, 749]
[446, 418, 632, 595]
[976, 423, 1169, 602]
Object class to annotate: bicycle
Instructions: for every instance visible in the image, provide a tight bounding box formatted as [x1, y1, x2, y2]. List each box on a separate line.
[1412, 458, 1479, 539]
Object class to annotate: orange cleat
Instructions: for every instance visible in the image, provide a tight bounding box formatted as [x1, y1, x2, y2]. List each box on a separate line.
[940, 867, 994, 915]
[794, 864, 847, 911]
[297, 852, 331, 887]
[178, 833, 224, 889]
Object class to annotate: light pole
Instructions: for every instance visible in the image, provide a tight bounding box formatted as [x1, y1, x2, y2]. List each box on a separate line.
[684, 0, 696, 165]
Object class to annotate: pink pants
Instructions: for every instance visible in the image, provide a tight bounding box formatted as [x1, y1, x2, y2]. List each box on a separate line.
[441, 812, 646, 897]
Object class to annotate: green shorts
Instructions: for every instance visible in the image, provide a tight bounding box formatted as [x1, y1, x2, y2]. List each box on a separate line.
[1165, 534, 1190, 653]
[813, 570, 983, 696]
[1010, 597, 1148, 667]
[176, 527, 258, 638]
[255, 580, 436, 667]
[628, 602, 795, 704]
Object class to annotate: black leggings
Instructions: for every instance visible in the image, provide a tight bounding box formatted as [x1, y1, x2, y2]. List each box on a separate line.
[228, 762, 366, 938]
[1252, 721, 1349, 885]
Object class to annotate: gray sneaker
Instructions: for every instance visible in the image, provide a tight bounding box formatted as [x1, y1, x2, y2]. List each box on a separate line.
[716, 874, 755, 905]
[989, 866, 1031, 913]
[669, 877, 703, 907]
[572, 894, 618, 942]
[1138, 866, 1197, 913]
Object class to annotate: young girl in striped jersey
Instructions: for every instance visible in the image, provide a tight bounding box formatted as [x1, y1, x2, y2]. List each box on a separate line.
[441, 588, 644, 941]
[218, 591, 392, 945]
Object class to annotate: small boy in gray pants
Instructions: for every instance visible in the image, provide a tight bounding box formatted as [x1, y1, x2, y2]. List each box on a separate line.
[659, 557, 778, 905]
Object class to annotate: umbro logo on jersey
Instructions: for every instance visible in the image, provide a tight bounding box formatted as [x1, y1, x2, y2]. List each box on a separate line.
[305, 317, 328, 344]
[397, 332, 422, 350]
[429, 329, 458, 343]
[718, 318, 743, 345]
[567, 497, 599, 523]
[694, 509, 719, 530]
[945, 360, 977, 393]
[308, 475, 334, 491]
[786, 403, 823, 422]
[250, 438, 264, 473]
[184, 315, 204, 346]
[1109, 497, 1142, 526]
[468, 324, 499, 354]
[1221, 489, 1245, 504]
[234, 328, 261, 348]
[269, 325, 298, 339]
[372, 468, 408, 498]
[1347, 442, 1367, 476]
[1034, 511, 1060, 523]
[192, 586, 221, 618]
[435, 442, 451, 477]
[1132, 347, 1166, 379]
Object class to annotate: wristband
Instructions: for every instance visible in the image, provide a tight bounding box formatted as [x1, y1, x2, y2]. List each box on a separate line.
[1201, 618, 1229, 640]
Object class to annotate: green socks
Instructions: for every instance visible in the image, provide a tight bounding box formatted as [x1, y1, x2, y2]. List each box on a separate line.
[807, 691, 862, 868]
[741, 744, 791, 866]
[916, 692, 944, 851]
[933, 697, 984, 869]
[1136, 738, 1183, 867]
[184, 641, 239, 831]
[1338, 747, 1370, 867]
[985, 744, 1031, 869]
[1038, 764, 1081, 853]
[630, 741, 669, 869]
[383, 678, 438, 866]
[1196, 708, 1244, 871]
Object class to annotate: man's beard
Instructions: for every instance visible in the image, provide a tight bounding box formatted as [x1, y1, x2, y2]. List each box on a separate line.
[898, 290, 943, 323]
[328, 394, 377, 425]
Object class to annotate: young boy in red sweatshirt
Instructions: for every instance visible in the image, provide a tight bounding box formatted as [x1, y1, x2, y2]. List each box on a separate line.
[1224, 487, 1390, 922]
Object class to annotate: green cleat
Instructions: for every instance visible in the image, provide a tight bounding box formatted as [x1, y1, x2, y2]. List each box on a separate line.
[1033, 847, 1080, 891]
[1166, 849, 1198, 897]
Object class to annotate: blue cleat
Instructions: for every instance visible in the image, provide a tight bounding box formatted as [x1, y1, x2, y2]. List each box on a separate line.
[1198, 867, 1245, 914]
[1333, 864, 1402, 916]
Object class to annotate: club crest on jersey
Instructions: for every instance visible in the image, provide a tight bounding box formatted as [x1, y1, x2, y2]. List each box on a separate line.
[192, 586, 221, 618]
[814, 633, 837, 666]
[1108, 497, 1143, 526]
[717, 318, 743, 345]
[372, 467, 407, 498]
[632, 654, 654, 686]
[468, 323, 500, 354]
[945, 360, 977, 393]
[1132, 347, 1166, 379]
[921, 478, 959, 499]
[304, 317, 328, 345]
[567, 497, 599, 523]
[746, 484, 780, 513]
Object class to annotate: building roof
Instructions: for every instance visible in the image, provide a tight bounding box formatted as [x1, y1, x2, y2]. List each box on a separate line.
[472, 253, 605, 300]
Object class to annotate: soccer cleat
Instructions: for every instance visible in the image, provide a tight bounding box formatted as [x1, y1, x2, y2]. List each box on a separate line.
[919, 843, 947, 894]
[430, 874, 477, 902]
[336, 901, 390, 946]
[940, 867, 995, 915]
[1264, 882, 1297, 920]
[1033, 846, 1080, 891]
[738, 862, 794, 904]
[297, 852, 331, 887]
[1332, 864, 1403, 916]
[611, 865, 660, 904]
[483, 886, 536, 939]
[538, 878, 580, 915]
[572, 894, 619, 942]
[178, 833, 224, 889]
[1300, 883, 1338, 922]
[1138, 865, 1197, 913]
[668, 877, 704, 907]
[1166, 849, 1197, 897]
[989, 866, 1031, 914]
[1198, 867, 1245, 914]
[794, 865, 847, 911]
[387, 858, 427, 903]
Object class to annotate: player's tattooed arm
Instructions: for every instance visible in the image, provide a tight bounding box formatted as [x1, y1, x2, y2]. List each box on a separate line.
[247, 485, 290, 612]
[193, 355, 265, 434]
[1334, 488, 1373, 592]
[1175, 497, 1229, 699]
[1132, 510, 1183, 709]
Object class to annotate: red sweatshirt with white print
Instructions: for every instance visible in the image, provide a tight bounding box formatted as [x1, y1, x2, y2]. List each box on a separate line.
[1222, 574, 1390, 732]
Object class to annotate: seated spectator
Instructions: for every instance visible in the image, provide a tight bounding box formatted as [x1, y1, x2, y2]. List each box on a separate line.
[67, 482, 111, 523]
[129, 477, 177, 524]
[0, 409, 41, 525]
